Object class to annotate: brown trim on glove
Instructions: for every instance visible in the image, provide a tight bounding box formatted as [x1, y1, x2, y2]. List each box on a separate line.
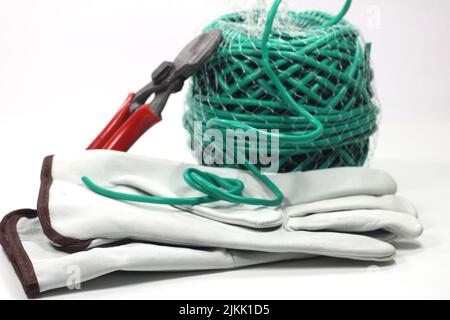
[0, 209, 40, 298]
[37, 156, 92, 253]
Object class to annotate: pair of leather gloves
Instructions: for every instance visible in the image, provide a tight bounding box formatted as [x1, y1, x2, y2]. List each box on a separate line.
[0, 151, 423, 298]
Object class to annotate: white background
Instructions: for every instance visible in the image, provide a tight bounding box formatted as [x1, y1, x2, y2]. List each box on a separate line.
[1, 0, 449, 300]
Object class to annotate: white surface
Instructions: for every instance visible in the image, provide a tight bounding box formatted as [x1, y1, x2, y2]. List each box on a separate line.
[0, 0, 449, 300]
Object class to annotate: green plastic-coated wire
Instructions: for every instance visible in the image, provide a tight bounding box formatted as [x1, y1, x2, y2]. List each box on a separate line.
[83, 0, 379, 207]
[186, 0, 378, 173]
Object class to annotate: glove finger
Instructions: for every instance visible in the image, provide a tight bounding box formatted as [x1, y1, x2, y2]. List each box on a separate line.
[256, 167, 398, 205]
[186, 205, 284, 229]
[115, 208, 398, 261]
[286, 210, 423, 239]
[287, 195, 418, 218]
[266, 230, 397, 261]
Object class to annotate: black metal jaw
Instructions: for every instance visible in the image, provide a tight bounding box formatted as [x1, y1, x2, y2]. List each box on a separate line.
[130, 61, 188, 116]
[131, 61, 186, 115]
[151, 79, 185, 117]
[152, 62, 175, 85]
[128, 29, 222, 116]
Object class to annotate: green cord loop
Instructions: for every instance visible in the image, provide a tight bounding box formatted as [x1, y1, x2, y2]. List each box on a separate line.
[83, 0, 378, 207]
[82, 163, 283, 206]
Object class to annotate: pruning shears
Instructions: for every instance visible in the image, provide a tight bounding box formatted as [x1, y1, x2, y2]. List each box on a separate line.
[88, 29, 222, 152]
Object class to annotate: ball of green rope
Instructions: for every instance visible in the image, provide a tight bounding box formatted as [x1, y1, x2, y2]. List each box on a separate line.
[185, 0, 380, 173]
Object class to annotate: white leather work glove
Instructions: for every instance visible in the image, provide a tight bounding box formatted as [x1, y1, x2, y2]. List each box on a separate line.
[1, 210, 312, 298]
[37, 151, 423, 261]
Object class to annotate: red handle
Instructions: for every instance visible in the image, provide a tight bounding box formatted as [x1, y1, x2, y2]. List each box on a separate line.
[88, 93, 136, 150]
[99, 104, 162, 152]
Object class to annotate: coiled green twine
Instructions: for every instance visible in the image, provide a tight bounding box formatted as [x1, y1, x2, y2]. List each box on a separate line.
[185, 0, 379, 173]
[83, 0, 379, 207]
